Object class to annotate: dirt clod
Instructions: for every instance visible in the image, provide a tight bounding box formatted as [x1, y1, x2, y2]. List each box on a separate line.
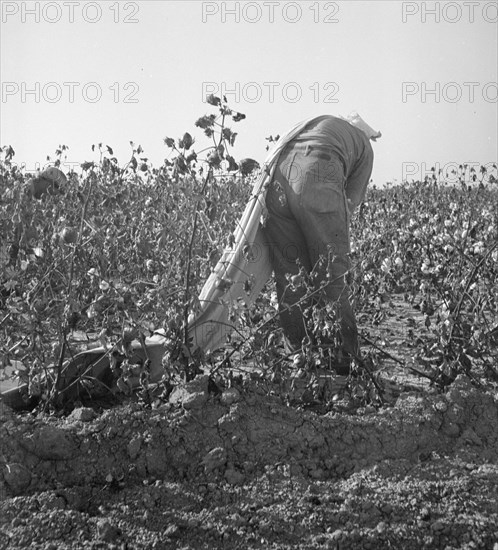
[21, 425, 78, 460]
[2, 463, 31, 495]
[1, 374, 498, 549]
[68, 407, 96, 423]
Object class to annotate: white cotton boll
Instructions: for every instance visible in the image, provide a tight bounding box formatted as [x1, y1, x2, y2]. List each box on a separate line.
[473, 241, 485, 254]
[381, 259, 392, 273]
[99, 280, 110, 291]
[421, 261, 431, 274]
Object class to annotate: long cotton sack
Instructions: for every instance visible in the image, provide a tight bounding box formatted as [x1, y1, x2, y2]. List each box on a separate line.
[186, 116, 324, 353]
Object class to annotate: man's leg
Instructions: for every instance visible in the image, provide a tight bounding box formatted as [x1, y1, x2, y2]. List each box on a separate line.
[285, 145, 359, 361]
[264, 146, 314, 353]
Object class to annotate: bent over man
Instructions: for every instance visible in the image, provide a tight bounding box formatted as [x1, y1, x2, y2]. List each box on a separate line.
[263, 114, 380, 372]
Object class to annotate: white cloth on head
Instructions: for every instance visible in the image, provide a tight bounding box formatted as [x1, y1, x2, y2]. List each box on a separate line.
[339, 111, 382, 141]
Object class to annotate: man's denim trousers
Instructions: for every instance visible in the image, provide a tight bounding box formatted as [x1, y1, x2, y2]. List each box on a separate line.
[263, 140, 359, 360]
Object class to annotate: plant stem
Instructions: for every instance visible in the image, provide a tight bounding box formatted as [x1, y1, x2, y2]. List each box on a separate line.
[52, 172, 94, 404]
[182, 168, 213, 355]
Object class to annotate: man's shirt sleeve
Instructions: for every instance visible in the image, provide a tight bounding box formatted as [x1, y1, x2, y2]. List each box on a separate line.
[345, 141, 374, 211]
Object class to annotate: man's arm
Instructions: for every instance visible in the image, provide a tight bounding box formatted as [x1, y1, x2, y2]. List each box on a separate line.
[345, 146, 374, 212]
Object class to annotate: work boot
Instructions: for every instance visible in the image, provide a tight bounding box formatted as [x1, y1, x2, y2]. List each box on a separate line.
[286, 353, 348, 404]
[330, 358, 354, 376]
[326, 351, 361, 376]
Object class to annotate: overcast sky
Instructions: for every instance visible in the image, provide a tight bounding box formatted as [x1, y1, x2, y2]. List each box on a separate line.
[1, 0, 497, 185]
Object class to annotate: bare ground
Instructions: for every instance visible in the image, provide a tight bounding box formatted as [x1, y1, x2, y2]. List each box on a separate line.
[1, 296, 498, 550]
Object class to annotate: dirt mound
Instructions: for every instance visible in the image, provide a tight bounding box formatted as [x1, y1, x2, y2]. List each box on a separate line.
[1, 375, 498, 549]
